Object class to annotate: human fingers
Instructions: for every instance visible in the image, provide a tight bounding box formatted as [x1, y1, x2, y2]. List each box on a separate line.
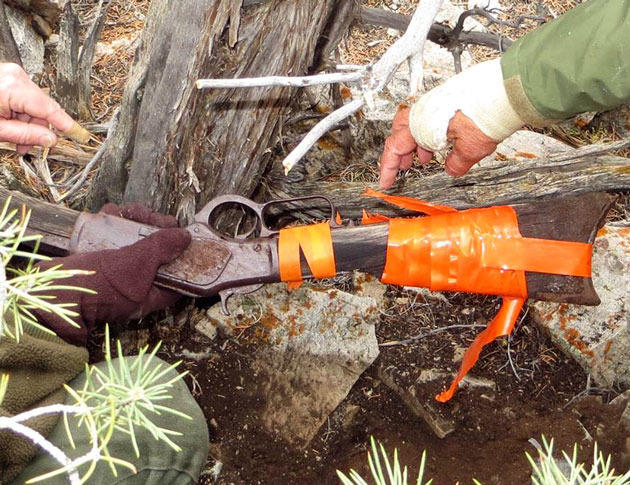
[379, 108, 420, 189]
[14, 113, 32, 154]
[0, 63, 89, 142]
[416, 146, 433, 165]
[379, 136, 407, 189]
[16, 116, 49, 154]
[444, 111, 498, 177]
[399, 153, 414, 170]
[7, 85, 74, 133]
[0, 118, 57, 149]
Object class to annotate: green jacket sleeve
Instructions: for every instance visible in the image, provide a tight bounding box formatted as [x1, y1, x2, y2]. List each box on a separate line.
[501, 0, 630, 126]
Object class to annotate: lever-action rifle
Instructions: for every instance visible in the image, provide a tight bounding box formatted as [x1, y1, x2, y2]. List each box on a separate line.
[1, 188, 613, 312]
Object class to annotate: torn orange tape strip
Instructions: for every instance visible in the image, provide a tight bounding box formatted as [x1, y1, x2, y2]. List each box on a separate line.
[278, 222, 336, 289]
[367, 190, 593, 401]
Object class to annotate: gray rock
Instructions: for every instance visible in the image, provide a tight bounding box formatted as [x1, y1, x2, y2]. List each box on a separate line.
[6, 6, 44, 77]
[196, 283, 380, 446]
[533, 225, 630, 388]
[378, 364, 456, 438]
[476, 130, 570, 170]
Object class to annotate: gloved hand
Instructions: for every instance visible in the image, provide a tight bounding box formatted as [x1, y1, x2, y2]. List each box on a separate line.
[0, 62, 90, 154]
[379, 59, 528, 188]
[34, 204, 191, 346]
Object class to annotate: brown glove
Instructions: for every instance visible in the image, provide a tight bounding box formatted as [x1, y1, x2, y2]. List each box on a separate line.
[34, 204, 191, 346]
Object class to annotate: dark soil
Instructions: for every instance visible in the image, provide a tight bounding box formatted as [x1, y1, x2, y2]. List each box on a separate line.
[115, 285, 630, 485]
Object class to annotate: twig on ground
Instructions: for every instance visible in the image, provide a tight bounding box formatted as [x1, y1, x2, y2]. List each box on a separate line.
[57, 108, 120, 204]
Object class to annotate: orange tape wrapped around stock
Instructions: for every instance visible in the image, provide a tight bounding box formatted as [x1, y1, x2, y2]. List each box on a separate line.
[364, 190, 592, 402]
[279, 222, 336, 289]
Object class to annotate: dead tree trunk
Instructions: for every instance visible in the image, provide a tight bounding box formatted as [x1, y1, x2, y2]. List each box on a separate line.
[88, 0, 357, 223]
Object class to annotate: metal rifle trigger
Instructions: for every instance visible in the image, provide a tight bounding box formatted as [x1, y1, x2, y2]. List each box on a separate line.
[219, 284, 264, 315]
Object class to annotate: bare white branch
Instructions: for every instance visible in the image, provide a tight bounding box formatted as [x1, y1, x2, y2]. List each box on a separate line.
[0, 403, 101, 485]
[196, 71, 363, 89]
[282, 98, 363, 175]
[408, 51, 424, 97]
[370, 0, 444, 94]
[0, 416, 82, 485]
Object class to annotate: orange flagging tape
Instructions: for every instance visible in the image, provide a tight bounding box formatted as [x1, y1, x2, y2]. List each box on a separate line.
[435, 296, 524, 402]
[278, 222, 336, 289]
[363, 188, 456, 215]
[365, 190, 593, 401]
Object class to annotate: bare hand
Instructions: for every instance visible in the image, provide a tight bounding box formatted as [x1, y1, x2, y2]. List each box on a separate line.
[0, 63, 77, 154]
[379, 107, 499, 189]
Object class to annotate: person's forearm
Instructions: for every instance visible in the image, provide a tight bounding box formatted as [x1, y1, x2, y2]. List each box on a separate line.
[501, 0, 630, 125]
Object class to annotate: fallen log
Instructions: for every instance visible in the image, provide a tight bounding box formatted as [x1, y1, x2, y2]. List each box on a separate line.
[265, 151, 630, 220]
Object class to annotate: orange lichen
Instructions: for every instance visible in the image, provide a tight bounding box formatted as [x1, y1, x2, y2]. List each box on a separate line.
[514, 151, 538, 159]
[563, 328, 594, 357]
[604, 340, 613, 355]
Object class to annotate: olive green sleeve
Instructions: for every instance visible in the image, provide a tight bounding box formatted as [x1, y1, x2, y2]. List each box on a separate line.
[501, 0, 630, 126]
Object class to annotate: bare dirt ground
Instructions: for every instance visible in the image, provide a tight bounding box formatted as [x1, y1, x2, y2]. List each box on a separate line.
[14, 0, 630, 483]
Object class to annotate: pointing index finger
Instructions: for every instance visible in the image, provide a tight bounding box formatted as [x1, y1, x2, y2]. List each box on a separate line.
[8, 84, 90, 143]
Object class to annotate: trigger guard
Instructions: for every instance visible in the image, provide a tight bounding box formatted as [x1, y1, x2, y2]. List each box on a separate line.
[194, 194, 263, 225]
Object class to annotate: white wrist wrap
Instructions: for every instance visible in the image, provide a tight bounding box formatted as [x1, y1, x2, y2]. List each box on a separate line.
[408, 59, 525, 151]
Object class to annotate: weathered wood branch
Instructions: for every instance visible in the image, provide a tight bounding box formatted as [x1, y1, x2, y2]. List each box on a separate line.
[55, 0, 111, 119]
[55, 2, 79, 114]
[358, 6, 514, 52]
[265, 153, 630, 219]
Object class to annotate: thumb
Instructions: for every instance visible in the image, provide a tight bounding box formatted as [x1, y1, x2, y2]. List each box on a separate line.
[133, 228, 191, 266]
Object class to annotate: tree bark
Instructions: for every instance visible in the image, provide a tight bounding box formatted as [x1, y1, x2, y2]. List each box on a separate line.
[3, 0, 64, 26]
[88, 0, 357, 223]
[264, 153, 630, 220]
[0, 10, 19, 64]
[0, 1, 21, 65]
[55, 0, 111, 119]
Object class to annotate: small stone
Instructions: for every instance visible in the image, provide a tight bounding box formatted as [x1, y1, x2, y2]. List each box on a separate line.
[379, 365, 456, 438]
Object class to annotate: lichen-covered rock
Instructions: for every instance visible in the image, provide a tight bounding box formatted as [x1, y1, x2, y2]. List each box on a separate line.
[196, 283, 380, 446]
[533, 225, 630, 387]
[476, 130, 570, 169]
